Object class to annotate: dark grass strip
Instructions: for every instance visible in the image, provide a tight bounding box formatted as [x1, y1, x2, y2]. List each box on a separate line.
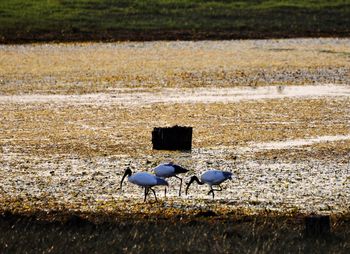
[0, 0, 349, 43]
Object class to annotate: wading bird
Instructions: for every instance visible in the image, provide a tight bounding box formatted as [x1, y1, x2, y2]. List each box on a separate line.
[185, 170, 232, 199]
[120, 168, 168, 202]
[153, 162, 189, 196]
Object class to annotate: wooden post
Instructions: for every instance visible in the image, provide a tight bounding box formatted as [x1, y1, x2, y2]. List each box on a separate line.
[304, 215, 331, 237]
[152, 125, 192, 151]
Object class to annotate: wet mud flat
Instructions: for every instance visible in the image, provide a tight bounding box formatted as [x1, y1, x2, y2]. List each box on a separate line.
[1, 84, 349, 216]
[0, 38, 349, 252]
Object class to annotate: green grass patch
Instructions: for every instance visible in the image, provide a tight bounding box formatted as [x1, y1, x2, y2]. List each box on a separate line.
[0, 0, 349, 42]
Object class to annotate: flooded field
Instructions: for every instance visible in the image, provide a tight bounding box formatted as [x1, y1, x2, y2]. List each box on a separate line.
[0, 39, 349, 220]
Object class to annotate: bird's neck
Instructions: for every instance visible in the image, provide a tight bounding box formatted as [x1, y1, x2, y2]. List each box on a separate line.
[193, 176, 204, 185]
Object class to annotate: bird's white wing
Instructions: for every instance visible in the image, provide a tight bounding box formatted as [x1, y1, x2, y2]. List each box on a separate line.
[129, 172, 157, 187]
[201, 170, 226, 185]
[153, 164, 175, 178]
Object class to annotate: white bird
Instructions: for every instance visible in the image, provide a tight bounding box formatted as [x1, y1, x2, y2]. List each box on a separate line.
[120, 168, 168, 202]
[185, 170, 232, 199]
[153, 162, 189, 196]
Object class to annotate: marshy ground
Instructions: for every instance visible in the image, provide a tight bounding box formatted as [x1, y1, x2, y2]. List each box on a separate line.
[0, 38, 349, 252]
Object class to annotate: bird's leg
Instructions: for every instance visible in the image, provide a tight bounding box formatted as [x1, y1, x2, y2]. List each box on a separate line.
[207, 186, 215, 199]
[150, 187, 158, 202]
[174, 175, 182, 196]
[144, 187, 149, 202]
[207, 185, 222, 199]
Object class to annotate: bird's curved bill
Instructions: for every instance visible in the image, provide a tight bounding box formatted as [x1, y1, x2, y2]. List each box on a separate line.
[185, 181, 192, 195]
[119, 172, 128, 190]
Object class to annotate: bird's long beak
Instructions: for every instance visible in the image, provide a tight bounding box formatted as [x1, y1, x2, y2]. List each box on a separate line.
[120, 173, 127, 190]
[185, 177, 195, 195]
[119, 168, 132, 190]
[185, 182, 191, 195]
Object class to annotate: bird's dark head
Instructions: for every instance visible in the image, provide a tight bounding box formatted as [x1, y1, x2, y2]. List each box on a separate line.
[124, 167, 132, 176]
[119, 167, 132, 190]
[185, 175, 202, 195]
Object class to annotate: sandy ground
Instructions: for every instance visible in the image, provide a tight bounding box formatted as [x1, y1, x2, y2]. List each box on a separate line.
[0, 38, 349, 217]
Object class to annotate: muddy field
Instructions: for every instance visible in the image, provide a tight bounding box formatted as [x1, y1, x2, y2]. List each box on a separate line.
[0, 38, 349, 220]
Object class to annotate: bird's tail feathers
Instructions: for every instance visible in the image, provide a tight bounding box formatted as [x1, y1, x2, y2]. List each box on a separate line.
[174, 164, 189, 174]
[156, 177, 169, 186]
[223, 171, 233, 180]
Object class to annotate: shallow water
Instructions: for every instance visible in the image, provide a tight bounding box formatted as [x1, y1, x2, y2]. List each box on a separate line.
[0, 84, 349, 105]
[242, 134, 350, 151]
